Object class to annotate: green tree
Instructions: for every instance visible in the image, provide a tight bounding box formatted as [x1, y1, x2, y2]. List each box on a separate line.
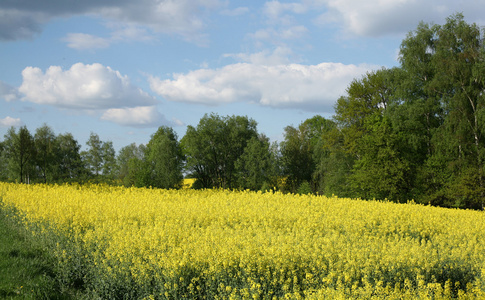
[333, 68, 418, 200]
[311, 118, 353, 196]
[3, 126, 35, 183]
[349, 116, 412, 201]
[82, 132, 103, 177]
[143, 126, 184, 189]
[397, 13, 485, 209]
[33, 124, 57, 183]
[334, 68, 400, 154]
[235, 134, 279, 191]
[101, 141, 116, 180]
[0, 139, 7, 181]
[116, 143, 146, 187]
[280, 116, 328, 193]
[182, 114, 258, 189]
[431, 14, 485, 209]
[56, 133, 84, 182]
[82, 132, 116, 181]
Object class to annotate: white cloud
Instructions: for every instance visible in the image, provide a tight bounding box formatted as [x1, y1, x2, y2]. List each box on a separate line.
[0, 0, 222, 43]
[63, 25, 154, 50]
[0, 116, 22, 127]
[263, 1, 307, 25]
[18, 63, 156, 110]
[313, 0, 485, 37]
[101, 106, 168, 127]
[0, 80, 20, 101]
[225, 47, 296, 65]
[63, 33, 111, 50]
[149, 60, 376, 112]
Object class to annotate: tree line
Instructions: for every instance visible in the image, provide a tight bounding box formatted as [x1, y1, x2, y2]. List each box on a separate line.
[1, 13, 484, 210]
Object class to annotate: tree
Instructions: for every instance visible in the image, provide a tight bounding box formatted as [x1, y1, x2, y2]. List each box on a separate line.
[56, 133, 84, 182]
[34, 124, 57, 183]
[280, 116, 337, 193]
[144, 126, 184, 189]
[116, 143, 146, 187]
[334, 68, 400, 155]
[397, 13, 485, 209]
[331, 67, 425, 201]
[82, 132, 103, 177]
[101, 141, 116, 180]
[311, 118, 353, 196]
[430, 14, 485, 209]
[3, 126, 35, 183]
[348, 116, 412, 201]
[182, 114, 258, 189]
[235, 134, 278, 191]
[82, 132, 116, 181]
[280, 125, 313, 193]
[0, 140, 7, 181]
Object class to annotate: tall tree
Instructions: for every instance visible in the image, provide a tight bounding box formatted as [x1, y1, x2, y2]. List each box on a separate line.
[116, 143, 146, 187]
[101, 141, 116, 180]
[82, 132, 103, 177]
[34, 124, 57, 183]
[3, 126, 35, 183]
[82, 132, 116, 181]
[333, 68, 418, 200]
[235, 134, 279, 191]
[182, 114, 258, 189]
[398, 13, 485, 209]
[56, 132, 84, 182]
[0, 140, 7, 181]
[311, 118, 353, 196]
[144, 126, 184, 189]
[280, 116, 338, 193]
[432, 14, 485, 209]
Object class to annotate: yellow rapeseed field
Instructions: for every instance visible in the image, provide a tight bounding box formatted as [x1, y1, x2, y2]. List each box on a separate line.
[1, 182, 484, 299]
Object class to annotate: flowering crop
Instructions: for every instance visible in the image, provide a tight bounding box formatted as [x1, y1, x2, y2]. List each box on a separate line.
[1, 182, 484, 299]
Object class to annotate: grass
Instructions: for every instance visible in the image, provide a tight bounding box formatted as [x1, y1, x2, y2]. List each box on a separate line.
[0, 207, 78, 299]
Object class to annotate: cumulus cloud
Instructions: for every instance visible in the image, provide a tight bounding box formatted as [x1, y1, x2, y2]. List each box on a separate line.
[18, 63, 156, 109]
[149, 60, 376, 112]
[0, 80, 20, 101]
[0, 0, 222, 42]
[0, 116, 22, 127]
[314, 0, 485, 37]
[101, 106, 167, 127]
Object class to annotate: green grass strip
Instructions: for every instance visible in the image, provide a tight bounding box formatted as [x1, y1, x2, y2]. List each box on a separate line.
[0, 206, 74, 299]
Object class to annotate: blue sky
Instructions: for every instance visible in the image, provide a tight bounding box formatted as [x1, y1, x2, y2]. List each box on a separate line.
[1, 0, 485, 152]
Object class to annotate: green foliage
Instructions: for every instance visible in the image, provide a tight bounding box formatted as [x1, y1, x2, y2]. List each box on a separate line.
[55, 133, 85, 183]
[144, 126, 184, 189]
[0, 206, 78, 299]
[182, 113, 259, 189]
[235, 135, 279, 191]
[296, 180, 312, 195]
[2, 126, 35, 183]
[280, 116, 331, 193]
[324, 13, 485, 209]
[116, 143, 146, 187]
[33, 124, 57, 183]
